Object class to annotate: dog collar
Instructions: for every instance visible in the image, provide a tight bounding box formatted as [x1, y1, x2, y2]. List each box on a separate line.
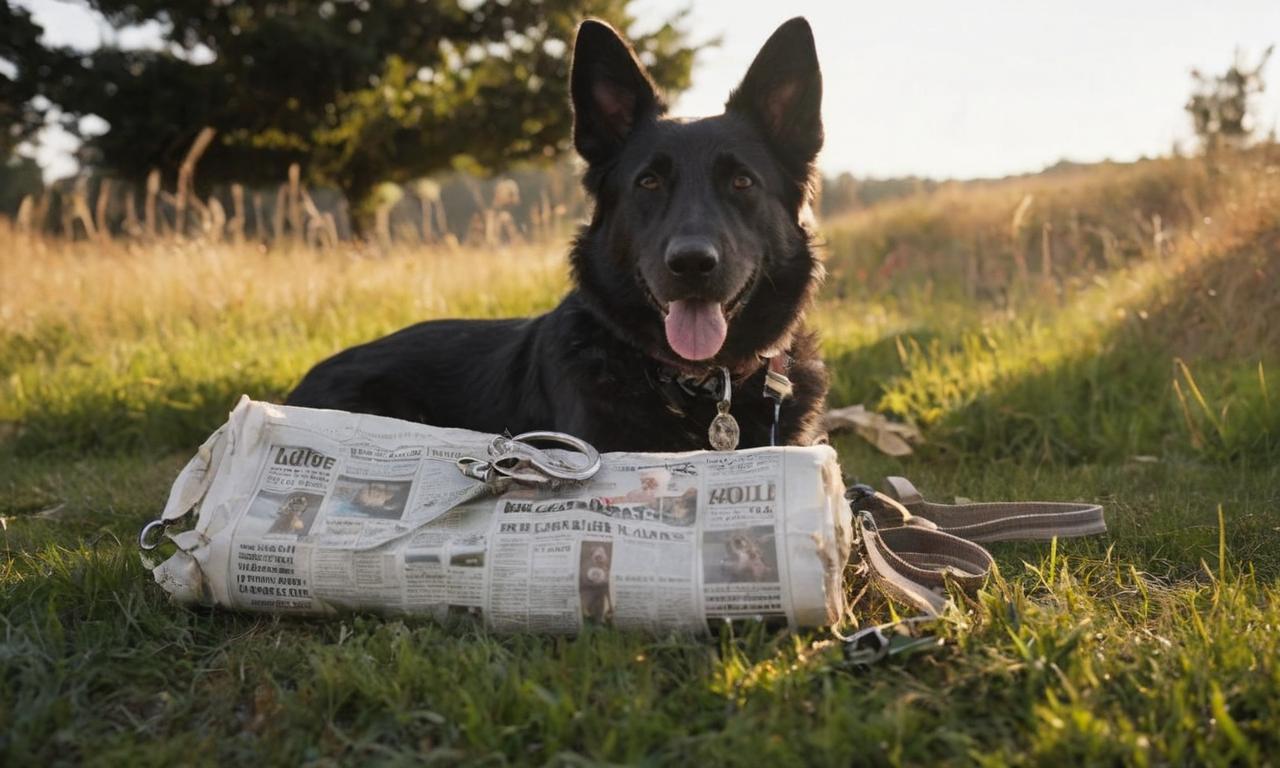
[646, 352, 794, 448]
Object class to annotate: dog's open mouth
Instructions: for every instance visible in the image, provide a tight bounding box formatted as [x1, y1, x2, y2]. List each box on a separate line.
[637, 270, 758, 362]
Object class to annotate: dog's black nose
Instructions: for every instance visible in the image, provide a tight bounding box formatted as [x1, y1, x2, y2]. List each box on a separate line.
[665, 236, 720, 276]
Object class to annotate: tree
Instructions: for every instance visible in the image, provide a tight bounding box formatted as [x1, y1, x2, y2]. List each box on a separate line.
[9, 0, 700, 215]
[0, 155, 42, 215]
[1186, 46, 1275, 152]
[0, 2, 50, 160]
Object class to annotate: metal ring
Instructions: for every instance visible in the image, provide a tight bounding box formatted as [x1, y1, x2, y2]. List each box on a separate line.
[457, 431, 603, 488]
[138, 519, 169, 551]
[503, 431, 602, 482]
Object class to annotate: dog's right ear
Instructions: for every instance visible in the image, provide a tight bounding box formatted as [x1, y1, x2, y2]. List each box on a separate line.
[726, 17, 823, 173]
[571, 19, 665, 165]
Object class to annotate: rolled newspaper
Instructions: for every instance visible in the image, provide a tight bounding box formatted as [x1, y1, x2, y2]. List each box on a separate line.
[147, 397, 853, 633]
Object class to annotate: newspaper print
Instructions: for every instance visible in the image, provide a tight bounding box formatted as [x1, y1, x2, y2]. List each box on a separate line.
[700, 453, 787, 623]
[485, 460, 705, 633]
[155, 398, 851, 633]
[227, 428, 475, 611]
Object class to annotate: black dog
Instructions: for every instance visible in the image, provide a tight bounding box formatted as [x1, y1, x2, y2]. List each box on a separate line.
[287, 18, 829, 452]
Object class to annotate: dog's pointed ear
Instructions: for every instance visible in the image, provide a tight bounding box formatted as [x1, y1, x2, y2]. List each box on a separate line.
[571, 19, 665, 165]
[726, 17, 823, 168]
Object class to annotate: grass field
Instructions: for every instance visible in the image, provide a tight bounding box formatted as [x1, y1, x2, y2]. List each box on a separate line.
[2, 149, 1279, 766]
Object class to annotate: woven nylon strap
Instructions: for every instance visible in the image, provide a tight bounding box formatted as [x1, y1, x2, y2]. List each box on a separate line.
[850, 476, 1107, 616]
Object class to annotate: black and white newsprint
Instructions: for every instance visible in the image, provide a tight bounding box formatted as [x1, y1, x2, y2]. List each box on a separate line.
[150, 398, 853, 633]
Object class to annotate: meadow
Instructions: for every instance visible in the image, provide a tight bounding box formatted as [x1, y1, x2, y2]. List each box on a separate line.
[2, 148, 1278, 765]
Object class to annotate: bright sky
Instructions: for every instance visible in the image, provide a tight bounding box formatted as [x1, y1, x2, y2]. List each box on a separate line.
[635, 0, 1280, 178]
[14, 0, 1280, 181]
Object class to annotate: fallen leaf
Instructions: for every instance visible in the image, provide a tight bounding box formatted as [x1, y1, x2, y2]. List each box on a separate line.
[824, 404, 922, 456]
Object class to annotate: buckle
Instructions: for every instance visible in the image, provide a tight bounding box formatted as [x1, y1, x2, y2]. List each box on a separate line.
[845, 483, 877, 507]
[763, 369, 793, 402]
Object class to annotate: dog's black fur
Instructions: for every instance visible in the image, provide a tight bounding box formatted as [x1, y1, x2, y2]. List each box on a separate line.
[286, 17, 829, 452]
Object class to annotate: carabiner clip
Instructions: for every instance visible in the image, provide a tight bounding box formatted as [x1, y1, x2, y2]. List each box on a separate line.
[839, 616, 944, 668]
[841, 625, 891, 666]
[457, 430, 602, 488]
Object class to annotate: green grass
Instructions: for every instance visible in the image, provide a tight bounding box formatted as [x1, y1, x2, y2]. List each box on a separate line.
[3, 153, 1280, 764]
[4, 444, 1277, 765]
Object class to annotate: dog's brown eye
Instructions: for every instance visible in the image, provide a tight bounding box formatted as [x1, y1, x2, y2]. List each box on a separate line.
[637, 173, 661, 190]
[732, 174, 754, 190]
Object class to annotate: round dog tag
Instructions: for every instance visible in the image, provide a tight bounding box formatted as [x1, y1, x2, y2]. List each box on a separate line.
[708, 402, 740, 451]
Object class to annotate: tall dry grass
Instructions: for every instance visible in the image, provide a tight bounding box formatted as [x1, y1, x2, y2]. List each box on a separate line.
[822, 149, 1279, 311]
[0, 228, 570, 453]
[1, 225, 569, 348]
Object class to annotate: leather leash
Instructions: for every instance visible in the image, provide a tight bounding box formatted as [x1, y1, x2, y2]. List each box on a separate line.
[845, 476, 1107, 617]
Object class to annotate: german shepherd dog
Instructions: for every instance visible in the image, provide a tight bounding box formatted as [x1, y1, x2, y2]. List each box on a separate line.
[287, 18, 828, 452]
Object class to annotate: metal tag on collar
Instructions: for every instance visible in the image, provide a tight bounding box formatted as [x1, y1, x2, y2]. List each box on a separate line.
[762, 355, 794, 402]
[707, 366, 741, 451]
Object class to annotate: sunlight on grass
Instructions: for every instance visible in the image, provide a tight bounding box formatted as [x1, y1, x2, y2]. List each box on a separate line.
[816, 149, 1280, 464]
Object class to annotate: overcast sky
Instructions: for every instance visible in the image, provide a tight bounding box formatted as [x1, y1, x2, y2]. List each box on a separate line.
[15, 0, 1280, 181]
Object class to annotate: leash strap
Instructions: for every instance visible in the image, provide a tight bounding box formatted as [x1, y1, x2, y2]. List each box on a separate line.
[847, 476, 1106, 616]
[763, 354, 793, 447]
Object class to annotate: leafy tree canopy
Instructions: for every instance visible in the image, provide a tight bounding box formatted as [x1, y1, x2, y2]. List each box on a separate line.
[5, 0, 700, 207]
[1, 2, 49, 159]
[1186, 46, 1274, 151]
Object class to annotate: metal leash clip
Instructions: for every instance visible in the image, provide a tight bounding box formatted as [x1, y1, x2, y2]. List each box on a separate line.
[839, 616, 944, 668]
[456, 431, 602, 490]
[138, 519, 171, 551]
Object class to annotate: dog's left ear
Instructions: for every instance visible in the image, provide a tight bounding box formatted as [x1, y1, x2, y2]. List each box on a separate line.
[726, 17, 823, 170]
[571, 20, 666, 166]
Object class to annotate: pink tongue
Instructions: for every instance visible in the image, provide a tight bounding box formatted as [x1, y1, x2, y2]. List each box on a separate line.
[664, 300, 727, 361]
